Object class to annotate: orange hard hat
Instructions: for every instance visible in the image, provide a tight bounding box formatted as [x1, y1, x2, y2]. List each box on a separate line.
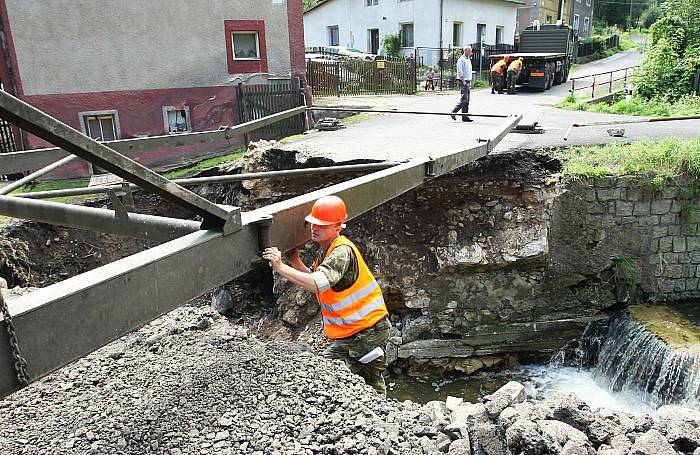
[305, 195, 347, 225]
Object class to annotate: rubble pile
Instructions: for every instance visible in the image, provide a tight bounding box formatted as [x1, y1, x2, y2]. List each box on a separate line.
[1, 303, 699, 454]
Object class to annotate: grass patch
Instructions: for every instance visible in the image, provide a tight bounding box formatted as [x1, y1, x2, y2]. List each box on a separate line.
[163, 149, 245, 179]
[343, 113, 370, 125]
[11, 178, 90, 194]
[557, 94, 700, 117]
[555, 137, 700, 185]
[280, 133, 305, 143]
[472, 79, 490, 89]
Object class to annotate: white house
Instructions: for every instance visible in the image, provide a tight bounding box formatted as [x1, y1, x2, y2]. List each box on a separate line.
[304, 0, 519, 58]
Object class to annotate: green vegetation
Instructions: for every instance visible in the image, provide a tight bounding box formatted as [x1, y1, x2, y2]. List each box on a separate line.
[342, 113, 370, 125]
[557, 93, 700, 117]
[382, 34, 401, 58]
[163, 150, 245, 179]
[302, 0, 320, 11]
[614, 257, 639, 285]
[634, 0, 700, 100]
[472, 79, 490, 89]
[555, 137, 700, 185]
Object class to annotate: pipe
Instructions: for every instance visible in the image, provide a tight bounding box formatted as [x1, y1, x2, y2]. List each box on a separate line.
[308, 107, 510, 118]
[10, 162, 399, 200]
[0, 154, 79, 195]
[0, 196, 201, 241]
[563, 115, 700, 141]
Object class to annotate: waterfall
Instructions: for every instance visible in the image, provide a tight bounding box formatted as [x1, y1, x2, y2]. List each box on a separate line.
[594, 312, 700, 409]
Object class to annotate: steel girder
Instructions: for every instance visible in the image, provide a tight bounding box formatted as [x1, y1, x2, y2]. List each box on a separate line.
[0, 196, 201, 241]
[0, 115, 521, 398]
[0, 91, 240, 232]
[0, 106, 307, 175]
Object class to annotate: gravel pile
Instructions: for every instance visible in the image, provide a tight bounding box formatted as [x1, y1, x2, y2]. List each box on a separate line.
[0, 305, 427, 455]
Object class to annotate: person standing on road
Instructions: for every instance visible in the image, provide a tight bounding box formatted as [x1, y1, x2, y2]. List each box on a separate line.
[261, 195, 391, 395]
[490, 57, 509, 94]
[450, 46, 473, 122]
[507, 57, 523, 94]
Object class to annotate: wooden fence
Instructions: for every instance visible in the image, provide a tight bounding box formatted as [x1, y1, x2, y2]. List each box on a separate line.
[235, 79, 306, 142]
[577, 35, 620, 59]
[307, 58, 416, 97]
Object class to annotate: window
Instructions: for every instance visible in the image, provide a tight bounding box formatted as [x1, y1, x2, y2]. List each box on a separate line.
[573, 14, 580, 30]
[328, 26, 339, 46]
[452, 22, 462, 47]
[495, 26, 504, 44]
[546, 15, 553, 23]
[163, 107, 191, 134]
[224, 20, 268, 74]
[400, 23, 414, 47]
[476, 23, 486, 44]
[583, 17, 589, 32]
[368, 29, 380, 54]
[79, 110, 120, 175]
[586, 0, 591, 5]
[366, 0, 378, 5]
[232, 32, 260, 59]
[80, 111, 119, 142]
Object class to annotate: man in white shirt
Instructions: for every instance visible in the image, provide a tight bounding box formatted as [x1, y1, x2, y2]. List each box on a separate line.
[450, 46, 473, 123]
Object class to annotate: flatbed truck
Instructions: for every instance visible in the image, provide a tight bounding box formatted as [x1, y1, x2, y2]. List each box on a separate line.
[491, 25, 577, 91]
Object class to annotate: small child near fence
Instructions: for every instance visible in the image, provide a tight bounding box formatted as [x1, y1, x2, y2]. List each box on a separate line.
[425, 67, 435, 91]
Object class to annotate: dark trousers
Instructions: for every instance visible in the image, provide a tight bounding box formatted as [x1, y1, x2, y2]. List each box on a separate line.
[491, 71, 504, 93]
[451, 81, 470, 120]
[507, 69, 520, 94]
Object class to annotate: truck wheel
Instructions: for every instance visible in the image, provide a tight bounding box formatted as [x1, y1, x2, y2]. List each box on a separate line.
[554, 70, 563, 85]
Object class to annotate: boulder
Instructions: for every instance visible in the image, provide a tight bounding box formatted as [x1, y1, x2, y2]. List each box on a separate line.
[451, 402, 488, 425]
[483, 381, 526, 419]
[443, 422, 469, 440]
[596, 446, 626, 455]
[435, 432, 453, 453]
[446, 396, 464, 411]
[499, 402, 535, 429]
[532, 393, 594, 432]
[472, 421, 509, 455]
[448, 439, 472, 455]
[420, 436, 440, 455]
[538, 420, 593, 453]
[506, 419, 546, 455]
[657, 405, 700, 423]
[402, 316, 433, 343]
[629, 429, 676, 455]
[210, 288, 234, 316]
[654, 411, 700, 453]
[420, 401, 450, 428]
[608, 434, 632, 452]
[560, 439, 596, 455]
[586, 417, 622, 447]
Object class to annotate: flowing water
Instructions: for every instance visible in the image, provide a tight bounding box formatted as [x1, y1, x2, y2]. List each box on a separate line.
[388, 302, 700, 415]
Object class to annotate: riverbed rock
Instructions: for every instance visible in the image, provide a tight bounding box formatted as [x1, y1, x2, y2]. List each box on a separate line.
[419, 401, 450, 428]
[402, 316, 433, 343]
[447, 438, 471, 455]
[499, 401, 535, 429]
[483, 381, 526, 419]
[472, 421, 509, 455]
[629, 429, 676, 455]
[654, 407, 700, 452]
[450, 402, 488, 425]
[506, 419, 546, 454]
[210, 288, 234, 316]
[538, 420, 595, 454]
[657, 405, 700, 424]
[532, 393, 594, 432]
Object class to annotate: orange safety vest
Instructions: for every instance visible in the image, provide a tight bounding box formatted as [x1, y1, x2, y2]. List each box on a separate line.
[313, 235, 388, 339]
[508, 59, 523, 72]
[491, 59, 507, 75]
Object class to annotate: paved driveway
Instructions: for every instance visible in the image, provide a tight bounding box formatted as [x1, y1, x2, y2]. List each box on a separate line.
[286, 48, 699, 162]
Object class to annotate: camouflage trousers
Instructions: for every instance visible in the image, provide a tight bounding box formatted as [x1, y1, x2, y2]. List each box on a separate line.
[323, 317, 391, 396]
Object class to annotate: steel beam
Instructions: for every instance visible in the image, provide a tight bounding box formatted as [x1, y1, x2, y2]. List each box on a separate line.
[0, 91, 240, 230]
[0, 106, 307, 175]
[10, 162, 400, 200]
[308, 107, 511, 118]
[0, 154, 79, 195]
[0, 196, 201, 241]
[0, 114, 520, 398]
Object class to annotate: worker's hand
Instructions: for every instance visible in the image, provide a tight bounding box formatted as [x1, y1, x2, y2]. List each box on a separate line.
[262, 247, 282, 270]
[284, 247, 300, 262]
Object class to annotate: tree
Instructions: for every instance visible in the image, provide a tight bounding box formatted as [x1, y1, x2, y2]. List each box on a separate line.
[303, 0, 320, 11]
[382, 34, 401, 57]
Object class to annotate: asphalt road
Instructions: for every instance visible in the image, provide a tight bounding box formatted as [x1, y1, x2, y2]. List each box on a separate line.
[287, 47, 699, 162]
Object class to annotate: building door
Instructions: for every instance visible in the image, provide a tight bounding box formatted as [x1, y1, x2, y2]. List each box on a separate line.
[368, 29, 379, 54]
[476, 23, 486, 45]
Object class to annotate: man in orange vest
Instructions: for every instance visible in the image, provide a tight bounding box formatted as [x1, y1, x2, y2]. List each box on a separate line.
[490, 57, 509, 94]
[507, 57, 524, 94]
[262, 195, 391, 395]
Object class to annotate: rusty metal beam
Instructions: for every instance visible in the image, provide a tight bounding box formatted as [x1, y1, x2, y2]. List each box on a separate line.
[0, 115, 522, 398]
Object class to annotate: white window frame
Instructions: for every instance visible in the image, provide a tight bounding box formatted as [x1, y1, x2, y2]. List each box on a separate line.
[573, 14, 580, 30]
[365, 0, 378, 6]
[583, 17, 589, 32]
[162, 106, 192, 134]
[231, 31, 260, 60]
[452, 22, 463, 47]
[585, 0, 591, 5]
[79, 110, 120, 141]
[328, 25, 339, 46]
[400, 22, 414, 48]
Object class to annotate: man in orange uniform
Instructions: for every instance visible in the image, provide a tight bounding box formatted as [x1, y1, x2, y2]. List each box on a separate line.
[262, 195, 391, 395]
[507, 57, 524, 94]
[490, 56, 509, 94]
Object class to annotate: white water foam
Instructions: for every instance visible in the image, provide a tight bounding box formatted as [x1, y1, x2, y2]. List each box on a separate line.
[519, 365, 658, 417]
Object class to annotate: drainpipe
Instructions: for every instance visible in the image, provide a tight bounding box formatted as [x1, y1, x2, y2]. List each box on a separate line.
[439, 0, 444, 49]
[0, 16, 26, 150]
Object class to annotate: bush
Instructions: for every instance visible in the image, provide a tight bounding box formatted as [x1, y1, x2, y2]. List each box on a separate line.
[382, 34, 401, 58]
[639, 5, 663, 29]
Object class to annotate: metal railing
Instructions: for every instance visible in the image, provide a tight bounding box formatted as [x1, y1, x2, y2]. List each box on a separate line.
[569, 65, 638, 99]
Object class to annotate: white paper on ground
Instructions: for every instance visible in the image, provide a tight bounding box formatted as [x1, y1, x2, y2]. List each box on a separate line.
[358, 347, 384, 364]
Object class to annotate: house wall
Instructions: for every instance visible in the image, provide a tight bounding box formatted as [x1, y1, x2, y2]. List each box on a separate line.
[0, 0, 307, 174]
[443, 0, 517, 46]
